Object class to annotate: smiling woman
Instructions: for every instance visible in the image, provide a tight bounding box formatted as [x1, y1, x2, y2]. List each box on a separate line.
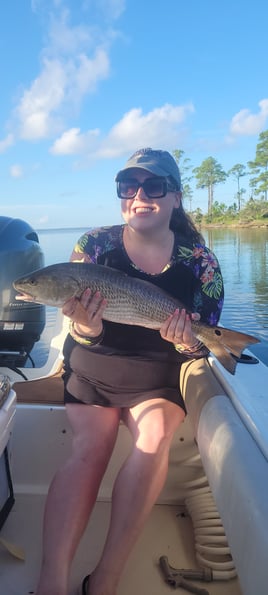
[32, 147, 226, 595]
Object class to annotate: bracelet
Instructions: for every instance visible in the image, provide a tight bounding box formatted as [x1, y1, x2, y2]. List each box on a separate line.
[69, 321, 105, 346]
[175, 339, 203, 353]
[175, 340, 209, 358]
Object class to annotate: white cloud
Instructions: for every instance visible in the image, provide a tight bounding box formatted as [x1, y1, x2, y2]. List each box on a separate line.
[99, 103, 195, 158]
[50, 102, 195, 159]
[37, 215, 49, 225]
[97, 0, 126, 20]
[229, 99, 268, 137]
[0, 133, 14, 153]
[13, 6, 111, 141]
[32, 1, 126, 22]
[47, 9, 99, 55]
[9, 164, 24, 178]
[16, 47, 109, 140]
[50, 127, 100, 154]
[16, 59, 66, 140]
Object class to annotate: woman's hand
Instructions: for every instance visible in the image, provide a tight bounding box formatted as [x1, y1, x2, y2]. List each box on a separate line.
[62, 288, 107, 338]
[160, 308, 200, 348]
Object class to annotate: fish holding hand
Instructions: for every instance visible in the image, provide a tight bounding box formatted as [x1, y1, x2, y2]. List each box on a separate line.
[13, 261, 260, 375]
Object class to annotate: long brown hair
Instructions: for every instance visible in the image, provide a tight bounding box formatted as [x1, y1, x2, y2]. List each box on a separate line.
[169, 203, 204, 245]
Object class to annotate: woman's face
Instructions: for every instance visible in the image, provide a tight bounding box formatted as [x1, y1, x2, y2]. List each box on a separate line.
[120, 168, 181, 233]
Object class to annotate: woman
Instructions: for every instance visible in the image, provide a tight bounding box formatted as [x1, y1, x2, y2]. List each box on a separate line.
[36, 148, 224, 595]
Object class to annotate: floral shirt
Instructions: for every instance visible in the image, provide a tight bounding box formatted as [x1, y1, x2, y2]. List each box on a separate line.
[70, 225, 224, 361]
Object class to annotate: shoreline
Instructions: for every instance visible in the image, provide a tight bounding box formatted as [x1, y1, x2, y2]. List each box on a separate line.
[200, 221, 268, 229]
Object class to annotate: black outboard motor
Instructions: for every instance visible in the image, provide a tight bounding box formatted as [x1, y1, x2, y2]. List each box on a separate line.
[0, 216, 46, 367]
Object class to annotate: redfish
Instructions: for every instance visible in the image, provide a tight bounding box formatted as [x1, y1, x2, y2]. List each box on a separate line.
[13, 262, 260, 374]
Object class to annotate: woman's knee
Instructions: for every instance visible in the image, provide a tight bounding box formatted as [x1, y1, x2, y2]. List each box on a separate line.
[66, 404, 121, 459]
[126, 399, 185, 454]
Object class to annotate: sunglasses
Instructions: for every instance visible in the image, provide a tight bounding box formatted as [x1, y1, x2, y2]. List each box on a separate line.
[116, 177, 178, 199]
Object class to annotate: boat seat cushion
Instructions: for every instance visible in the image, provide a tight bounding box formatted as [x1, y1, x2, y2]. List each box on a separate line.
[180, 358, 228, 435]
[13, 364, 64, 405]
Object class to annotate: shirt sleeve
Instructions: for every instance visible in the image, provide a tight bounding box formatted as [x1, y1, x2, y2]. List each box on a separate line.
[176, 243, 224, 326]
[69, 228, 109, 263]
[191, 245, 224, 325]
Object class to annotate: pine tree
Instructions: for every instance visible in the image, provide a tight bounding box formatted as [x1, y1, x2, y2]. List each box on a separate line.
[228, 164, 247, 210]
[193, 157, 227, 215]
[248, 130, 268, 200]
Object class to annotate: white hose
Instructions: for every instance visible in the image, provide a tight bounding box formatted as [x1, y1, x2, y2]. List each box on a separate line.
[181, 453, 237, 581]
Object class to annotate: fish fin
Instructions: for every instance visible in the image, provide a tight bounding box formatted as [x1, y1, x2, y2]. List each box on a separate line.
[204, 327, 260, 375]
[213, 327, 260, 356]
[206, 342, 237, 374]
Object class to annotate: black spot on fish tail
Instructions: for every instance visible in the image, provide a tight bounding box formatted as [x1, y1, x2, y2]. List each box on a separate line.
[213, 327, 259, 357]
[201, 326, 260, 374]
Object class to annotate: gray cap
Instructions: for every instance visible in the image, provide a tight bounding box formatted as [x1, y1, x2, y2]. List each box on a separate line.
[115, 148, 181, 190]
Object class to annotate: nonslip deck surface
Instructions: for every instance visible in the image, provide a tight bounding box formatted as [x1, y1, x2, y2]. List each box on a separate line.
[0, 494, 241, 595]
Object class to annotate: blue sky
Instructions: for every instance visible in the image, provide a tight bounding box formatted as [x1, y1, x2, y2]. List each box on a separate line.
[1, 0, 268, 229]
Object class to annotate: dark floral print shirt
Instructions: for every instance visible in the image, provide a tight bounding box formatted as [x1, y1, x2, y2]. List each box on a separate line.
[69, 225, 224, 359]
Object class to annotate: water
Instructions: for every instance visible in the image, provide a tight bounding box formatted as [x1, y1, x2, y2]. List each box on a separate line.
[203, 228, 268, 366]
[29, 227, 268, 368]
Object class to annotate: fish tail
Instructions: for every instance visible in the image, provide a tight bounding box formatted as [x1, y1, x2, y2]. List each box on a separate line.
[202, 327, 260, 375]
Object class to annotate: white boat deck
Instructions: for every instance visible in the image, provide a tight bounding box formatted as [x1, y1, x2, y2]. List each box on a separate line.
[1, 314, 267, 594]
[0, 395, 242, 595]
[1, 494, 241, 595]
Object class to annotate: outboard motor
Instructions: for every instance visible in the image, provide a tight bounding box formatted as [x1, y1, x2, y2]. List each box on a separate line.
[0, 216, 46, 367]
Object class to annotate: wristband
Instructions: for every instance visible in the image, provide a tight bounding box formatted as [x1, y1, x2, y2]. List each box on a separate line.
[69, 321, 105, 346]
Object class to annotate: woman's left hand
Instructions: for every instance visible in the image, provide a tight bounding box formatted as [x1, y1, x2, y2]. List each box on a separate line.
[62, 288, 107, 336]
[160, 309, 200, 348]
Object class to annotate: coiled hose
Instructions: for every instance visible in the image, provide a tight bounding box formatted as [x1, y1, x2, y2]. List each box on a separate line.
[181, 453, 237, 581]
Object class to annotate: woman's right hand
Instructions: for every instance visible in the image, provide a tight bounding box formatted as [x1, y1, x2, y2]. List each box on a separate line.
[62, 288, 107, 337]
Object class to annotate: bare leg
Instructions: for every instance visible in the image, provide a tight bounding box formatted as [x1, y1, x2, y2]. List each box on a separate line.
[89, 398, 185, 595]
[35, 404, 121, 595]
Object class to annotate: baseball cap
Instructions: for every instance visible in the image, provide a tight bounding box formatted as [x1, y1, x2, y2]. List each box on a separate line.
[115, 148, 181, 190]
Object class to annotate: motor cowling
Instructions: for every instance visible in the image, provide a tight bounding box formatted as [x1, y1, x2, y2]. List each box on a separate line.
[0, 216, 46, 367]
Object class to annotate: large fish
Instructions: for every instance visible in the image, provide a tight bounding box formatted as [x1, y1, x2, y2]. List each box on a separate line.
[13, 262, 260, 374]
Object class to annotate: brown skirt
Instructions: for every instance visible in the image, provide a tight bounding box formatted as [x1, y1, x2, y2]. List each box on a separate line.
[63, 335, 186, 411]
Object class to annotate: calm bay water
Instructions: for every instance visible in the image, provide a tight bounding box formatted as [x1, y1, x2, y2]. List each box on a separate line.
[29, 227, 268, 368]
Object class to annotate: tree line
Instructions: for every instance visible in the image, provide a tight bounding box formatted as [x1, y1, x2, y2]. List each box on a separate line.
[173, 129, 268, 224]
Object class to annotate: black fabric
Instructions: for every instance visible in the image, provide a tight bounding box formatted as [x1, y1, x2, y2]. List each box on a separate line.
[63, 335, 186, 412]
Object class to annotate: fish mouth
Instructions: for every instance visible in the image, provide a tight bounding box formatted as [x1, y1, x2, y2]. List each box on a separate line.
[14, 292, 36, 302]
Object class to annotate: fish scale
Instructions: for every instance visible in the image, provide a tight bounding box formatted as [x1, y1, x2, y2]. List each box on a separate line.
[13, 261, 260, 374]
[58, 263, 179, 328]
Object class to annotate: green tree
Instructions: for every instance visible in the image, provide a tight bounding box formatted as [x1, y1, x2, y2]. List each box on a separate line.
[248, 130, 268, 200]
[228, 163, 247, 211]
[227, 203, 238, 216]
[193, 157, 227, 215]
[192, 207, 203, 225]
[211, 201, 227, 218]
[173, 149, 194, 211]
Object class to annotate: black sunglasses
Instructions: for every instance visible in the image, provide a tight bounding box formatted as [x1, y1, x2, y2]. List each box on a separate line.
[116, 177, 178, 199]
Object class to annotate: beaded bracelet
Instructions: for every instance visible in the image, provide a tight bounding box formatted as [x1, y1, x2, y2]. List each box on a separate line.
[69, 321, 105, 346]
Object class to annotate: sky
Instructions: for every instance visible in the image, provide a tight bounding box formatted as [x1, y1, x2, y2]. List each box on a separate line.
[1, 0, 268, 229]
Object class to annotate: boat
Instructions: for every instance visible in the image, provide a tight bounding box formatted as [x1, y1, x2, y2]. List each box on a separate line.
[0, 217, 268, 595]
